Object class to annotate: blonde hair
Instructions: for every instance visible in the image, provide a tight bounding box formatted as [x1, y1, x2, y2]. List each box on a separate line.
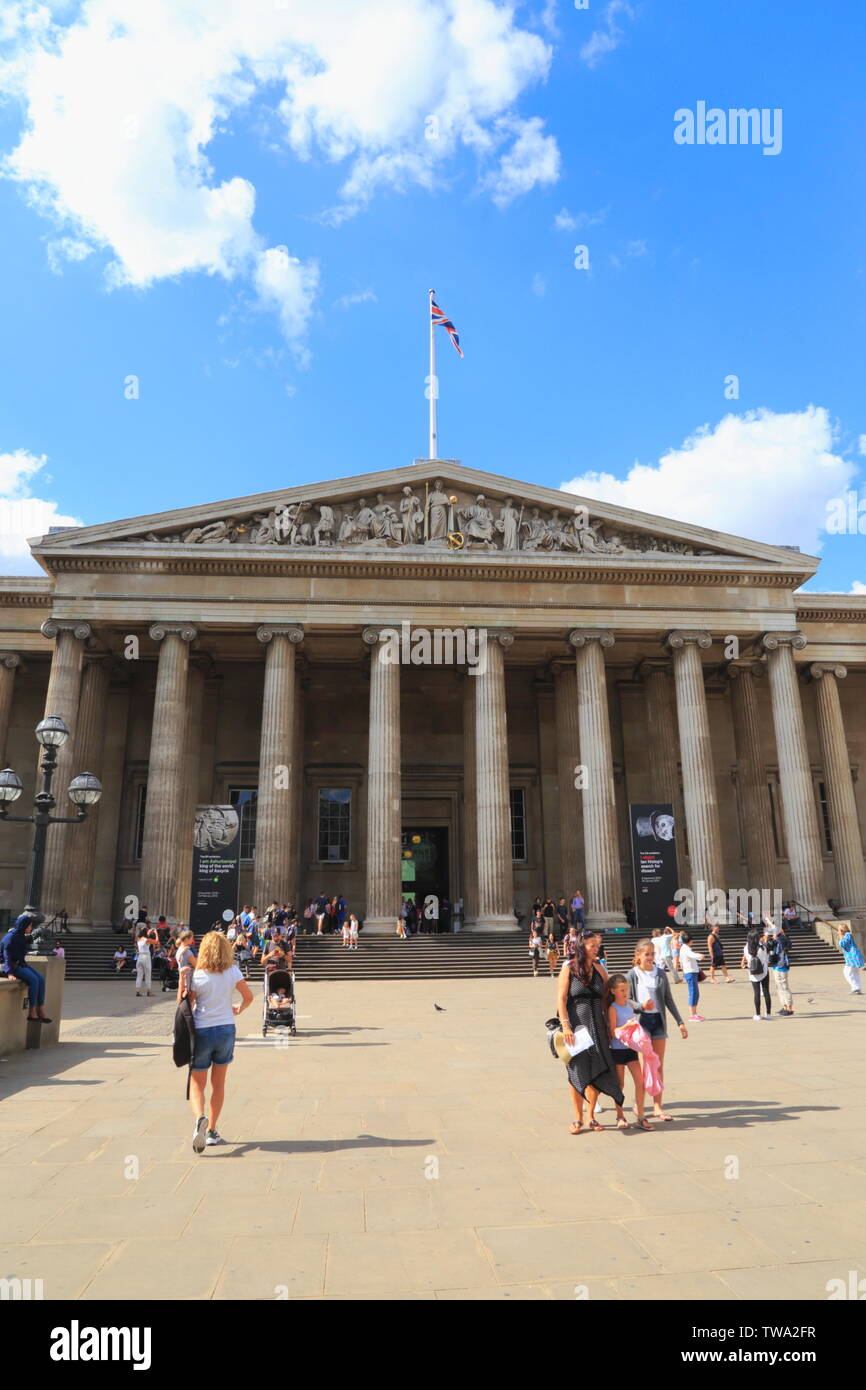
[196, 931, 235, 974]
[633, 937, 654, 964]
[176, 929, 194, 946]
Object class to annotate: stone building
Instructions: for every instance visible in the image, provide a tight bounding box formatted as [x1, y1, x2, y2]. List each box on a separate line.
[0, 459, 864, 931]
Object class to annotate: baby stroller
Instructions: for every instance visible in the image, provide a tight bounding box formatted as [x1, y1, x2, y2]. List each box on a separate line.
[160, 955, 179, 992]
[263, 967, 296, 1037]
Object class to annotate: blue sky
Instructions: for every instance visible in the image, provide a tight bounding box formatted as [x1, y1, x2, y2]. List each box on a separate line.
[0, 0, 864, 590]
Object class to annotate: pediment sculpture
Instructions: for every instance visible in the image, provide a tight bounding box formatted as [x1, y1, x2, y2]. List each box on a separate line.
[119, 479, 722, 557]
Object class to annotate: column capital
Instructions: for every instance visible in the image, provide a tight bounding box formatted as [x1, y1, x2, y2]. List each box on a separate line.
[256, 624, 304, 645]
[0, 652, 21, 669]
[665, 629, 712, 652]
[723, 659, 767, 682]
[809, 662, 848, 681]
[479, 628, 514, 648]
[362, 625, 386, 647]
[149, 623, 197, 643]
[760, 631, 807, 653]
[41, 619, 92, 642]
[569, 628, 614, 649]
[635, 658, 671, 679]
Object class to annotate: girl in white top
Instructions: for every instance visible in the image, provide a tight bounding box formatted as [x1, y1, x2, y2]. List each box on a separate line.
[348, 914, 359, 950]
[677, 930, 705, 1023]
[134, 929, 153, 996]
[341, 917, 351, 948]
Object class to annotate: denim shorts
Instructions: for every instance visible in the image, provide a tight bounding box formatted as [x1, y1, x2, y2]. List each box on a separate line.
[191, 1023, 236, 1070]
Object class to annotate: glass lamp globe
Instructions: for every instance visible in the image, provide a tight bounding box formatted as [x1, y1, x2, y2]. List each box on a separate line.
[0, 767, 23, 803]
[68, 772, 103, 807]
[35, 716, 69, 748]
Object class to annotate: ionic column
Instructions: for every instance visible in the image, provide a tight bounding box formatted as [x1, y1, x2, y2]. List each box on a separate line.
[0, 653, 21, 765]
[810, 664, 866, 912]
[473, 630, 515, 931]
[461, 673, 478, 926]
[553, 661, 583, 897]
[254, 625, 304, 908]
[139, 624, 197, 924]
[569, 629, 622, 926]
[174, 662, 206, 923]
[64, 654, 111, 928]
[362, 626, 402, 932]
[761, 632, 829, 913]
[637, 660, 681, 812]
[666, 631, 725, 901]
[38, 620, 92, 917]
[725, 661, 778, 896]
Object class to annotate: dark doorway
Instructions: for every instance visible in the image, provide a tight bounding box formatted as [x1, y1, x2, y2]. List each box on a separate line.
[401, 827, 449, 916]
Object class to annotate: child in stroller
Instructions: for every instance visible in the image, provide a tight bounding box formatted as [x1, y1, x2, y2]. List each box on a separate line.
[263, 967, 296, 1037]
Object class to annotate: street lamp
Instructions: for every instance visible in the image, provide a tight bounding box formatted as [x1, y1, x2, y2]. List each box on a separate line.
[0, 715, 103, 934]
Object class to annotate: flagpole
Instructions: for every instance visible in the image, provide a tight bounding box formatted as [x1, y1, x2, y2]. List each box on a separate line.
[428, 287, 437, 460]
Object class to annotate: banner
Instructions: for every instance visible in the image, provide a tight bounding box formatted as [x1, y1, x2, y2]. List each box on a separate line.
[629, 803, 679, 934]
[189, 805, 241, 935]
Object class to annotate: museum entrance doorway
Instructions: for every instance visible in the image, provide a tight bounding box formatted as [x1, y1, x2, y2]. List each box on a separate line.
[401, 826, 449, 919]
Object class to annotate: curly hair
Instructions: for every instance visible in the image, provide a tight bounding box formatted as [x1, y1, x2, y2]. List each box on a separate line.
[196, 931, 235, 974]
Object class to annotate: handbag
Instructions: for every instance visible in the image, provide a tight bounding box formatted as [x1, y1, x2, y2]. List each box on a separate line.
[173, 984, 197, 1098]
[696, 969, 706, 983]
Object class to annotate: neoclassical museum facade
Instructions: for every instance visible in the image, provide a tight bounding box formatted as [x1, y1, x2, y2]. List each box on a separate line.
[0, 459, 864, 932]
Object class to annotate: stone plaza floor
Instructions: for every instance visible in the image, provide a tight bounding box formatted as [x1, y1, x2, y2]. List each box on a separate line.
[1, 962, 865, 1301]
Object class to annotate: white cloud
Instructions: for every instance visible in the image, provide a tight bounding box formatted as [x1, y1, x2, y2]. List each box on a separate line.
[334, 288, 377, 310]
[252, 248, 319, 355]
[46, 236, 94, 275]
[553, 206, 607, 231]
[1, 0, 557, 339]
[531, 273, 546, 296]
[851, 581, 866, 594]
[580, 0, 634, 69]
[561, 407, 857, 555]
[0, 450, 82, 574]
[483, 116, 560, 208]
[859, 435, 866, 456]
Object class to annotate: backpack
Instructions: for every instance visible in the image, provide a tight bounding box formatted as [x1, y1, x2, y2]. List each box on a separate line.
[173, 990, 196, 1096]
[748, 949, 764, 976]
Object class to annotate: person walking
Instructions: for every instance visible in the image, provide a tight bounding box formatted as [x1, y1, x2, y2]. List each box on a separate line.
[134, 925, 154, 996]
[834, 922, 864, 994]
[555, 928, 623, 1134]
[555, 897, 569, 937]
[175, 928, 197, 983]
[706, 922, 732, 983]
[184, 931, 254, 1151]
[570, 889, 585, 928]
[766, 916, 794, 1015]
[1, 912, 52, 1024]
[667, 927, 682, 983]
[678, 931, 705, 1022]
[626, 939, 688, 1122]
[541, 896, 556, 936]
[528, 921, 543, 977]
[741, 929, 772, 1019]
[545, 922, 559, 978]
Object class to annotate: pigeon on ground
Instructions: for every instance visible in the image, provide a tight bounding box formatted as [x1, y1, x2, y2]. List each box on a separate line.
[434, 1003, 446, 1012]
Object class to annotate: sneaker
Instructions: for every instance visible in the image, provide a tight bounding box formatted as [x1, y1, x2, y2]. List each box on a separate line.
[192, 1115, 207, 1154]
[752, 1014, 761, 1021]
[205, 1129, 223, 1146]
[689, 1014, 705, 1022]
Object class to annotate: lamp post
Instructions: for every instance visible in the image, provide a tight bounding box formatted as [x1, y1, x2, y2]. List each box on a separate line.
[0, 716, 102, 942]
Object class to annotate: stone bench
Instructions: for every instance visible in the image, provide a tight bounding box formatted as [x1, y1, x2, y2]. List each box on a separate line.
[0, 955, 65, 1053]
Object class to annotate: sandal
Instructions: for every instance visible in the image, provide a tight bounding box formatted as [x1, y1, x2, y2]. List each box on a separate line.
[588, 1119, 604, 1132]
[569, 1121, 583, 1135]
[654, 1111, 674, 1122]
[634, 1116, 652, 1130]
[616, 1117, 629, 1129]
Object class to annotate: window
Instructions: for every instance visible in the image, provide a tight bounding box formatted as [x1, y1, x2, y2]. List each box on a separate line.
[318, 788, 351, 862]
[134, 785, 147, 860]
[817, 780, 833, 853]
[510, 787, 527, 862]
[229, 787, 258, 860]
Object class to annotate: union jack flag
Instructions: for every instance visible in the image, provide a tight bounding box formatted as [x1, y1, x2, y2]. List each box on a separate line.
[431, 297, 464, 357]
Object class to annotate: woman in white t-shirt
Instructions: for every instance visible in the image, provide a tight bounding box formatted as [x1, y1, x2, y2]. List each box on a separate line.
[740, 929, 771, 1020]
[183, 931, 254, 1152]
[677, 931, 705, 1023]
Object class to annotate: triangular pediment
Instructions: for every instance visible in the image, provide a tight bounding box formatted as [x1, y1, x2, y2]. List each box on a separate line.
[28, 459, 818, 573]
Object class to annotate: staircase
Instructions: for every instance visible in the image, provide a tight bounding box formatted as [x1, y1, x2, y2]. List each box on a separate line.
[58, 923, 839, 983]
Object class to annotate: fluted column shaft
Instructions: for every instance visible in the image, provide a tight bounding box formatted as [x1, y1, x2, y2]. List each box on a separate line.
[667, 632, 725, 898]
[39, 620, 91, 916]
[762, 633, 828, 912]
[175, 664, 206, 922]
[554, 664, 583, 896]
[364, 628, 402, 930]
[462, 674, 478, 925]
[65, 656, 111, 925]
[570, 630, 622, 924]
[254, 627, 303, 908]
[0, 654, 21, 766]
[727, 663, 778, 895]
[473, 632, 515, 929]
[811, 664, 866, 911]
[639, 662, 679, 807]
[139, 625, 196, 923]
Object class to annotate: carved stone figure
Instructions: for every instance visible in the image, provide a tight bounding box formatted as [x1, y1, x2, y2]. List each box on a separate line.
[183, 518, 236, 545]
[400, 486, 424, 544]
[338, 510, 358, 543]
[314, 505, 335, 546]
[495, 498, 521, 550]
[459, 495, 495, 547]
[427, 479, 450, 540]
[373, 493, 402, 542]
[522, 508, 551, 551]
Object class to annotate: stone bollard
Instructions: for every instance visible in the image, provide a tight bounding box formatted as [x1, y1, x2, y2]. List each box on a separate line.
[24, 954, 65, 1049]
